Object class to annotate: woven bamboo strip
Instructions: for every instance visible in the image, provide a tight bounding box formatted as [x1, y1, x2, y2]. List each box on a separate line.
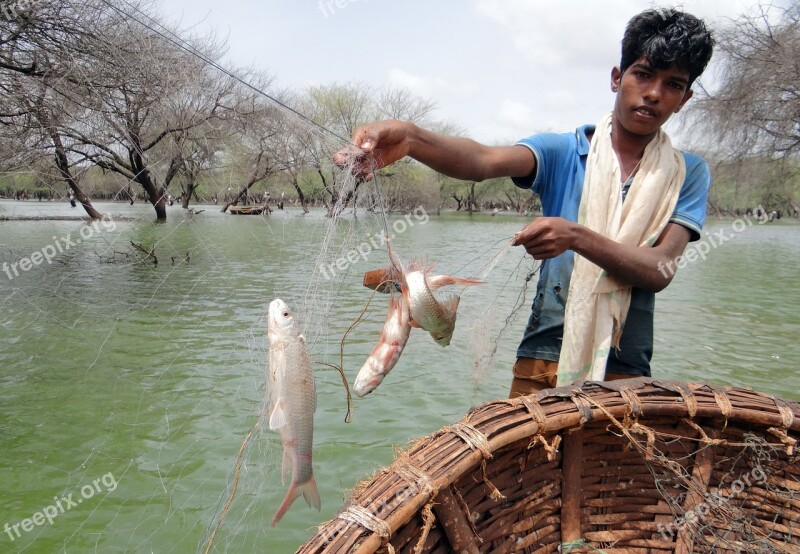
[560, 430, 584, 545]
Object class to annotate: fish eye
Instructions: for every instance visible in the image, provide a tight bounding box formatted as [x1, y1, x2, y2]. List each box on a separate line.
[283, 311, 290, 317]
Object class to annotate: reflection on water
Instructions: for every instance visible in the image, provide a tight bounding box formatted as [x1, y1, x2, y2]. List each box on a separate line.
[1, 200, 798, 551]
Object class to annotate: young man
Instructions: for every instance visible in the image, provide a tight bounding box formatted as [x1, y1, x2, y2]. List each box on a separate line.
[337, 9, 714, 397]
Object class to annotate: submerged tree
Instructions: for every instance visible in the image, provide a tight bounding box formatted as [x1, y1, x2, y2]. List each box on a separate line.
[0, 0, 108, 218]
[62, 8, 238, 221]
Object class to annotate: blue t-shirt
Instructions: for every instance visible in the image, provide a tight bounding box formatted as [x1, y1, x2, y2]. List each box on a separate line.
[512, 124, 710, 375]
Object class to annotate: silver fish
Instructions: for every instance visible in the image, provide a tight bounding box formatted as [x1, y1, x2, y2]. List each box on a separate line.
[385, 236, 482, 347]
[404, 270, 462, 346]
[267, 299, 320, 527]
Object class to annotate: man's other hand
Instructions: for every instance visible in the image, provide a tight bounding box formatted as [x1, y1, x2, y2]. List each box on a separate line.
[513, 217, 578, 259]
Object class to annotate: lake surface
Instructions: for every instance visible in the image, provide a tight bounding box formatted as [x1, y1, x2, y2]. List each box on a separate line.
[1, 200, 798, 553]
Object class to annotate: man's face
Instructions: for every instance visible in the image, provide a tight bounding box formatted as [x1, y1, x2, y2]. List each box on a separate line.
[611, 57, 694, 137]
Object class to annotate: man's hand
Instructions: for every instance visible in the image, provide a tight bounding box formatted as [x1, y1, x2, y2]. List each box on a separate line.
[513, 217, 577, 259]
[333, 120, 411, 182]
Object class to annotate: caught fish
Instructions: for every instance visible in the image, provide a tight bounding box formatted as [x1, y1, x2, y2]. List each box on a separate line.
[405, 270, 464, 346]
[354, 293, 412, 397]
[267, 299, 320, 527]
[384, 236, 483, 347]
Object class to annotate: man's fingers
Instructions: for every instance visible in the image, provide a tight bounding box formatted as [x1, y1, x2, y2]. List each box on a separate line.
[526, 246, 554, 260]
[513, 224, 546, 246]
[333, 144, 362, 167]
[332, 150, 350, 168]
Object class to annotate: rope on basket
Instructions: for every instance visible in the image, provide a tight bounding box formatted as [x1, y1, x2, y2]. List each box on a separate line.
[653, 381, 698, 417]
[520, 396, 548, 429]
[709, 385, 733, 419]
[774, 397, 796, 429]
[412, 502, 436, 554]
[619, 387, 642, 417]
[675, 383, 698, 417]
[450, 422, 492, 459]
[395, 462, 436, 499]
[338, 505, 395, 554]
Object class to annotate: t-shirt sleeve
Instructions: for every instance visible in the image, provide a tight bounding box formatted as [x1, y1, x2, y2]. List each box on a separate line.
[511, 133, 572, 199]
[670, 153, 710, 242]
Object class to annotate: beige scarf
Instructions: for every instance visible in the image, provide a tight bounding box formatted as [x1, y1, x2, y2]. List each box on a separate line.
[557, 112, 685, 385]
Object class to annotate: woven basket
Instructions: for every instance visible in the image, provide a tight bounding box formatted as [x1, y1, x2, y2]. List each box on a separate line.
[297, 378, 800, 553]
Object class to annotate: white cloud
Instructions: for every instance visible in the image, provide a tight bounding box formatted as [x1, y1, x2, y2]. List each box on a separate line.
[387, 69, 430, 94]
[498, 99, 534, 127]
[472, 0, 639, 69]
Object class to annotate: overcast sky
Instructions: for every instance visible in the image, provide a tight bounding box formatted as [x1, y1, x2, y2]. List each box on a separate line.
[154, 0, 765, 146]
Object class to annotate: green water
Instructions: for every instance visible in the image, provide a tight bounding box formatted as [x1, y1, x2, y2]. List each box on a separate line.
[1, 200, 798, 553]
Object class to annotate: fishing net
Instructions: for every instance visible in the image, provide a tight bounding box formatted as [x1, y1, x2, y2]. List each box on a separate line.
[5, 3, 798, 554]
[0, 2, 534, 552]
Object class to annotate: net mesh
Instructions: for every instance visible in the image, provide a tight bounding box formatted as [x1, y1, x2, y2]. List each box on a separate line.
[0, 3, 532, 551]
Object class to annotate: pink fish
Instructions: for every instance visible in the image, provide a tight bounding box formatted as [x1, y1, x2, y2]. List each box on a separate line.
[354, 293, 412, 397]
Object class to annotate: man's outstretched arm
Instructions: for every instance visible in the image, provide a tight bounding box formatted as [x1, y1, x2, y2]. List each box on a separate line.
[335, 120, 535, 183]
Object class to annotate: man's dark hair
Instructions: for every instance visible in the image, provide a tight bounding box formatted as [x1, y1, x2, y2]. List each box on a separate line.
[621, 9, 714, 87]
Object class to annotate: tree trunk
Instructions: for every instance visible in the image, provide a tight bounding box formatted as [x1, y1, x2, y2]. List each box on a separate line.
[51, 132, 104, 220]
[467, 181, 478, 214]
[181, 182, 197, 209]
[130, 151, 167, 221]
[292, 177, 309, 214]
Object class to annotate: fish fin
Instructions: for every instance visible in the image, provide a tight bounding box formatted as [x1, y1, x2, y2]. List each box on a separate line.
[441, 295, 461, 315]
[302, 476, 322, 511]
[271, 482, 301, 527]
[271, 476, 322, 527]
[269, 398, 288, 430]
[428, 275, 484, 290]
[408, 318, 422, 329]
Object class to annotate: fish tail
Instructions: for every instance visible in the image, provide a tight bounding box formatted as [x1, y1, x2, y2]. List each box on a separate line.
[441, 295, 461, 315]
[270, 476, 321, 527]
[302, 475, 322, 511]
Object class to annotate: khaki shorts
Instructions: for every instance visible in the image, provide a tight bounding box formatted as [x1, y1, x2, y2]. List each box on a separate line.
[509, 357, 638, 398]
[509, 358, 558, 398]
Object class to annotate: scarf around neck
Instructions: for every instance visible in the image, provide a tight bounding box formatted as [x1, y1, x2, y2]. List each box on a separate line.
[557, 112, 685, 384]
